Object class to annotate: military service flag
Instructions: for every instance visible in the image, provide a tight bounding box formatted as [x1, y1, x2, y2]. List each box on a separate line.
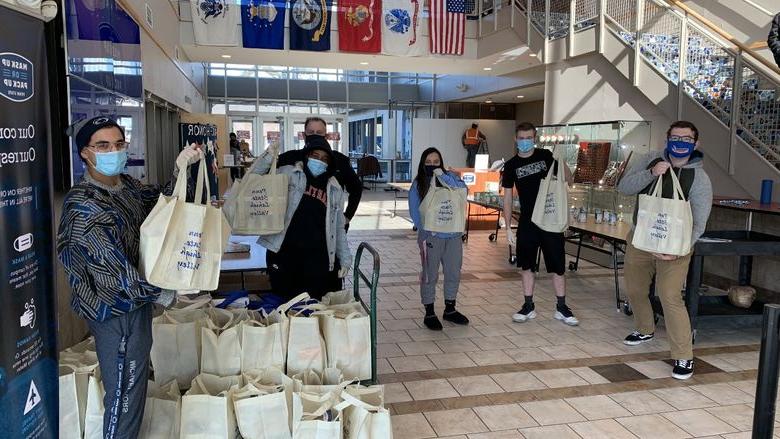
[381, 0, 428, 56]
[242, 0, 286, 49]
[191, 0, 240, 46]
[289, 0, 333, 51]
[338, 0, 382, 53]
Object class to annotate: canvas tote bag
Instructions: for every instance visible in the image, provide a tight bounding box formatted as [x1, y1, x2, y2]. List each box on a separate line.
[58, 350, 99, 439]
[223, 150, 289, 235]
[292, 391, 344, 439]
[631, 170, 694, 256]
[419, 174, 467, 233]
[139, 380, 182, 439]
[151, 308, 209, 388]
[335, 391, 392, 439]
[83, 370, 105, 439]
[140, 157, 231, 291]
[531, 147, 569, 233]
[181, 374, 242, 439]
[240, 312, 287, 373]
[321, 310, 371, 381]
[233, 382, 292, 439]
[201, 308, 243, 377]
[243, 367, 296, 432]
[287, 306, 328, 377]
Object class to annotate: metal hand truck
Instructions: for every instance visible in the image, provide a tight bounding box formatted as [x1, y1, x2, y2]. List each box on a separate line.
[352, 242, 381, 385]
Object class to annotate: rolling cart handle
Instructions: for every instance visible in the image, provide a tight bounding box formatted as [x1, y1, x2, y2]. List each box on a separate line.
[353, 242, 381, 384]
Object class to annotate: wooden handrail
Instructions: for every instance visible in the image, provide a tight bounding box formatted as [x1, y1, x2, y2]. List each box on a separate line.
[666, 0, 780, 78]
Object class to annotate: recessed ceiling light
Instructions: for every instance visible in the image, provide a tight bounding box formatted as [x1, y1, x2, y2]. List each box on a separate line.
[360, 62, 369, 65]
[485, 99, 493, 104]
[221, 54, 232, 59]
[517, 95, 524, 98]
[529, 53, 537, 57]
[483, 67, 492, 71]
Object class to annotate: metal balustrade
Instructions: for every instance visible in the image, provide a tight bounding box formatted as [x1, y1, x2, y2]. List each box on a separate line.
[496, 0, 780, 168]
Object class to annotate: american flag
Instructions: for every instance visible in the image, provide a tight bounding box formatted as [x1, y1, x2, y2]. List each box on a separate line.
[430, 0, 466, 55]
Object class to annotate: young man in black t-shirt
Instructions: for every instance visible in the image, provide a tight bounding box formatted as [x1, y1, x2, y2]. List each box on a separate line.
[502, 122, 578, 326]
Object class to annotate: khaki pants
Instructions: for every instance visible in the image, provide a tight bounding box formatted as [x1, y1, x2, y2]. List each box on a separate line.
[624, 232, 693, 360]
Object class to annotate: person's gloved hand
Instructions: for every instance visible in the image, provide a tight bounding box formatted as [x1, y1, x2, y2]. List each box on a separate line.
[506, 229, 516, 247]
[433, 168, 444, 177]
[338, 265, 351, 278]
[176, 144, 202, 169]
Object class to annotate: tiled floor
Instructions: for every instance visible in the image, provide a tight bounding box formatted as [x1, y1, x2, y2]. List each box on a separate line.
[347, 192, 774, 438]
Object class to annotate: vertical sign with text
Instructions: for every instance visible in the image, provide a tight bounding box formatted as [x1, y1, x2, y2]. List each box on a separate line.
[0, 6, 58, 439]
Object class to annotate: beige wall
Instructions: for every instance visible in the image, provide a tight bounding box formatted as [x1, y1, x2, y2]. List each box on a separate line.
[515, 100, 545, 126]
[543, 55, 672, 151]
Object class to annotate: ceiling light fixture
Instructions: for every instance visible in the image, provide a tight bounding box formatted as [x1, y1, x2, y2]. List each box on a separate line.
[483, 67, 492, 71]
[529, 53, 537, 57]
[485, 99, 493, 104]
[360, 62, 369, 65]
[517, 95, 524, 98]
[221, 54, 232, 59]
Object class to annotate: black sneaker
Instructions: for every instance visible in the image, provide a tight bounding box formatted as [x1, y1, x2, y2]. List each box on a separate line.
[443, 310, 469, 325]
[512, 302, 536, 323]
[623, 331, 655, 345]
[554, 304, 579, 326]
[672, 359, 694, 380]
[423, 314, 443, 331]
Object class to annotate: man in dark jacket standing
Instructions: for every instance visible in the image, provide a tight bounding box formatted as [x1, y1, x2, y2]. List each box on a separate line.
[277, 117, 362, 229]
[770, 12, 780, 67]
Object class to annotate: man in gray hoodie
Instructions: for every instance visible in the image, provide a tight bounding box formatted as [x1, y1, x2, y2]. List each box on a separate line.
[617, 120, 713, 380]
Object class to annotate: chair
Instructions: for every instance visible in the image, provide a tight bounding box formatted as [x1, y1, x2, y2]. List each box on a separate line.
[357, 155, 383, 190]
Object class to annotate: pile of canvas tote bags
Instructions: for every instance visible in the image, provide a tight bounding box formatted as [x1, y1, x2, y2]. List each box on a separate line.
[59, 291, 386, 438]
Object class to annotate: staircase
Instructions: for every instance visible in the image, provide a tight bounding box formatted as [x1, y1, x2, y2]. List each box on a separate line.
[488, 0, 780, 200]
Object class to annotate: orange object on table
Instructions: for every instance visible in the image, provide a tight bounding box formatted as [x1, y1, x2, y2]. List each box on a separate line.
[452, 168, 503, 230]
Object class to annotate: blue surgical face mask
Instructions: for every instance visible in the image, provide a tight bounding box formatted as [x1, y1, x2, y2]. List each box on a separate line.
[93, 150, 127, 176]
[516, 138, 535, 153]
[307, 158, 328, 177]
[666, 139, 695, 158]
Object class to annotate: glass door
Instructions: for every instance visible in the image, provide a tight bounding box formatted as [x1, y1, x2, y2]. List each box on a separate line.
[230, 118, 255, 157]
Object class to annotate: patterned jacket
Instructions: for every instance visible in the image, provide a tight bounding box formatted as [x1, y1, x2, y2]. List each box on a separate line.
[57, 172, 181, 321]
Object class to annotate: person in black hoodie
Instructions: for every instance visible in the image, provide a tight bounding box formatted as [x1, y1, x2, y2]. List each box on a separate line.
[769, 12, 780, 68]
[263, 136, 350, 300]
[277, 117, 362, 229]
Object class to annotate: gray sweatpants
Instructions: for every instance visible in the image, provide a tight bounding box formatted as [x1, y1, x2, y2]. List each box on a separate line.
[419, 234, 463, 305]
[87, 303, 153, 439]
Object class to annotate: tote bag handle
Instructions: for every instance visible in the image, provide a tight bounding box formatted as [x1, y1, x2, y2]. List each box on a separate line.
[650, 168, 686, 201]
[193, 155, 211, 205]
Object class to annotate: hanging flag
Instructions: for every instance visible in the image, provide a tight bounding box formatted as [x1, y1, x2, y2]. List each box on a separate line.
[381, 0, 427, 56]
[289, 0, 332, 51]
[429, 0, 466, 55]
[191, 0, 240, 46]
[338, 0, 381, 53]
[242, 0, 286, 49]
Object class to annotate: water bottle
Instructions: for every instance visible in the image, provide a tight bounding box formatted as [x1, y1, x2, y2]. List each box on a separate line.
[760, 179, 773, 205]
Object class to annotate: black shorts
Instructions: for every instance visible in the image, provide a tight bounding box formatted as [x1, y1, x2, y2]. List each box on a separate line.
[516, 221, 566, 275]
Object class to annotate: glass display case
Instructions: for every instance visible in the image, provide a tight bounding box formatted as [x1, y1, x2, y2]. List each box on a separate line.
[536, 120, 652, 226]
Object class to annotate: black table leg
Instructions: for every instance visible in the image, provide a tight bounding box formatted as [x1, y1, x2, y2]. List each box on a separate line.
[572, 234, 584, 271]
[685, 255, 704, 343]
[612, 240, 621, 311]
[738, 255, 753, 286]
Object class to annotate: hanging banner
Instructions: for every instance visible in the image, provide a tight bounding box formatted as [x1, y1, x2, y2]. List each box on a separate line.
[0, 6, 58, 439]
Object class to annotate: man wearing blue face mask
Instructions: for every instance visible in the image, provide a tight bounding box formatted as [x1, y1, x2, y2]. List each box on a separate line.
[502, 122, 577, 327]
[57, 116, 201, 439]
[252, 136, 351, 300]
[617, 120, 713, 380]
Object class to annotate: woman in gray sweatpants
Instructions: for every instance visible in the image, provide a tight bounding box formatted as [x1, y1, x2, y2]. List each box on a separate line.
[408, 147, 470, 331]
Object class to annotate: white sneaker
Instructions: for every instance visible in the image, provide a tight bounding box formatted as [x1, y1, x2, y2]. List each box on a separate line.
[512, 303, 536, 323]
[553, 305, 579, 326]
